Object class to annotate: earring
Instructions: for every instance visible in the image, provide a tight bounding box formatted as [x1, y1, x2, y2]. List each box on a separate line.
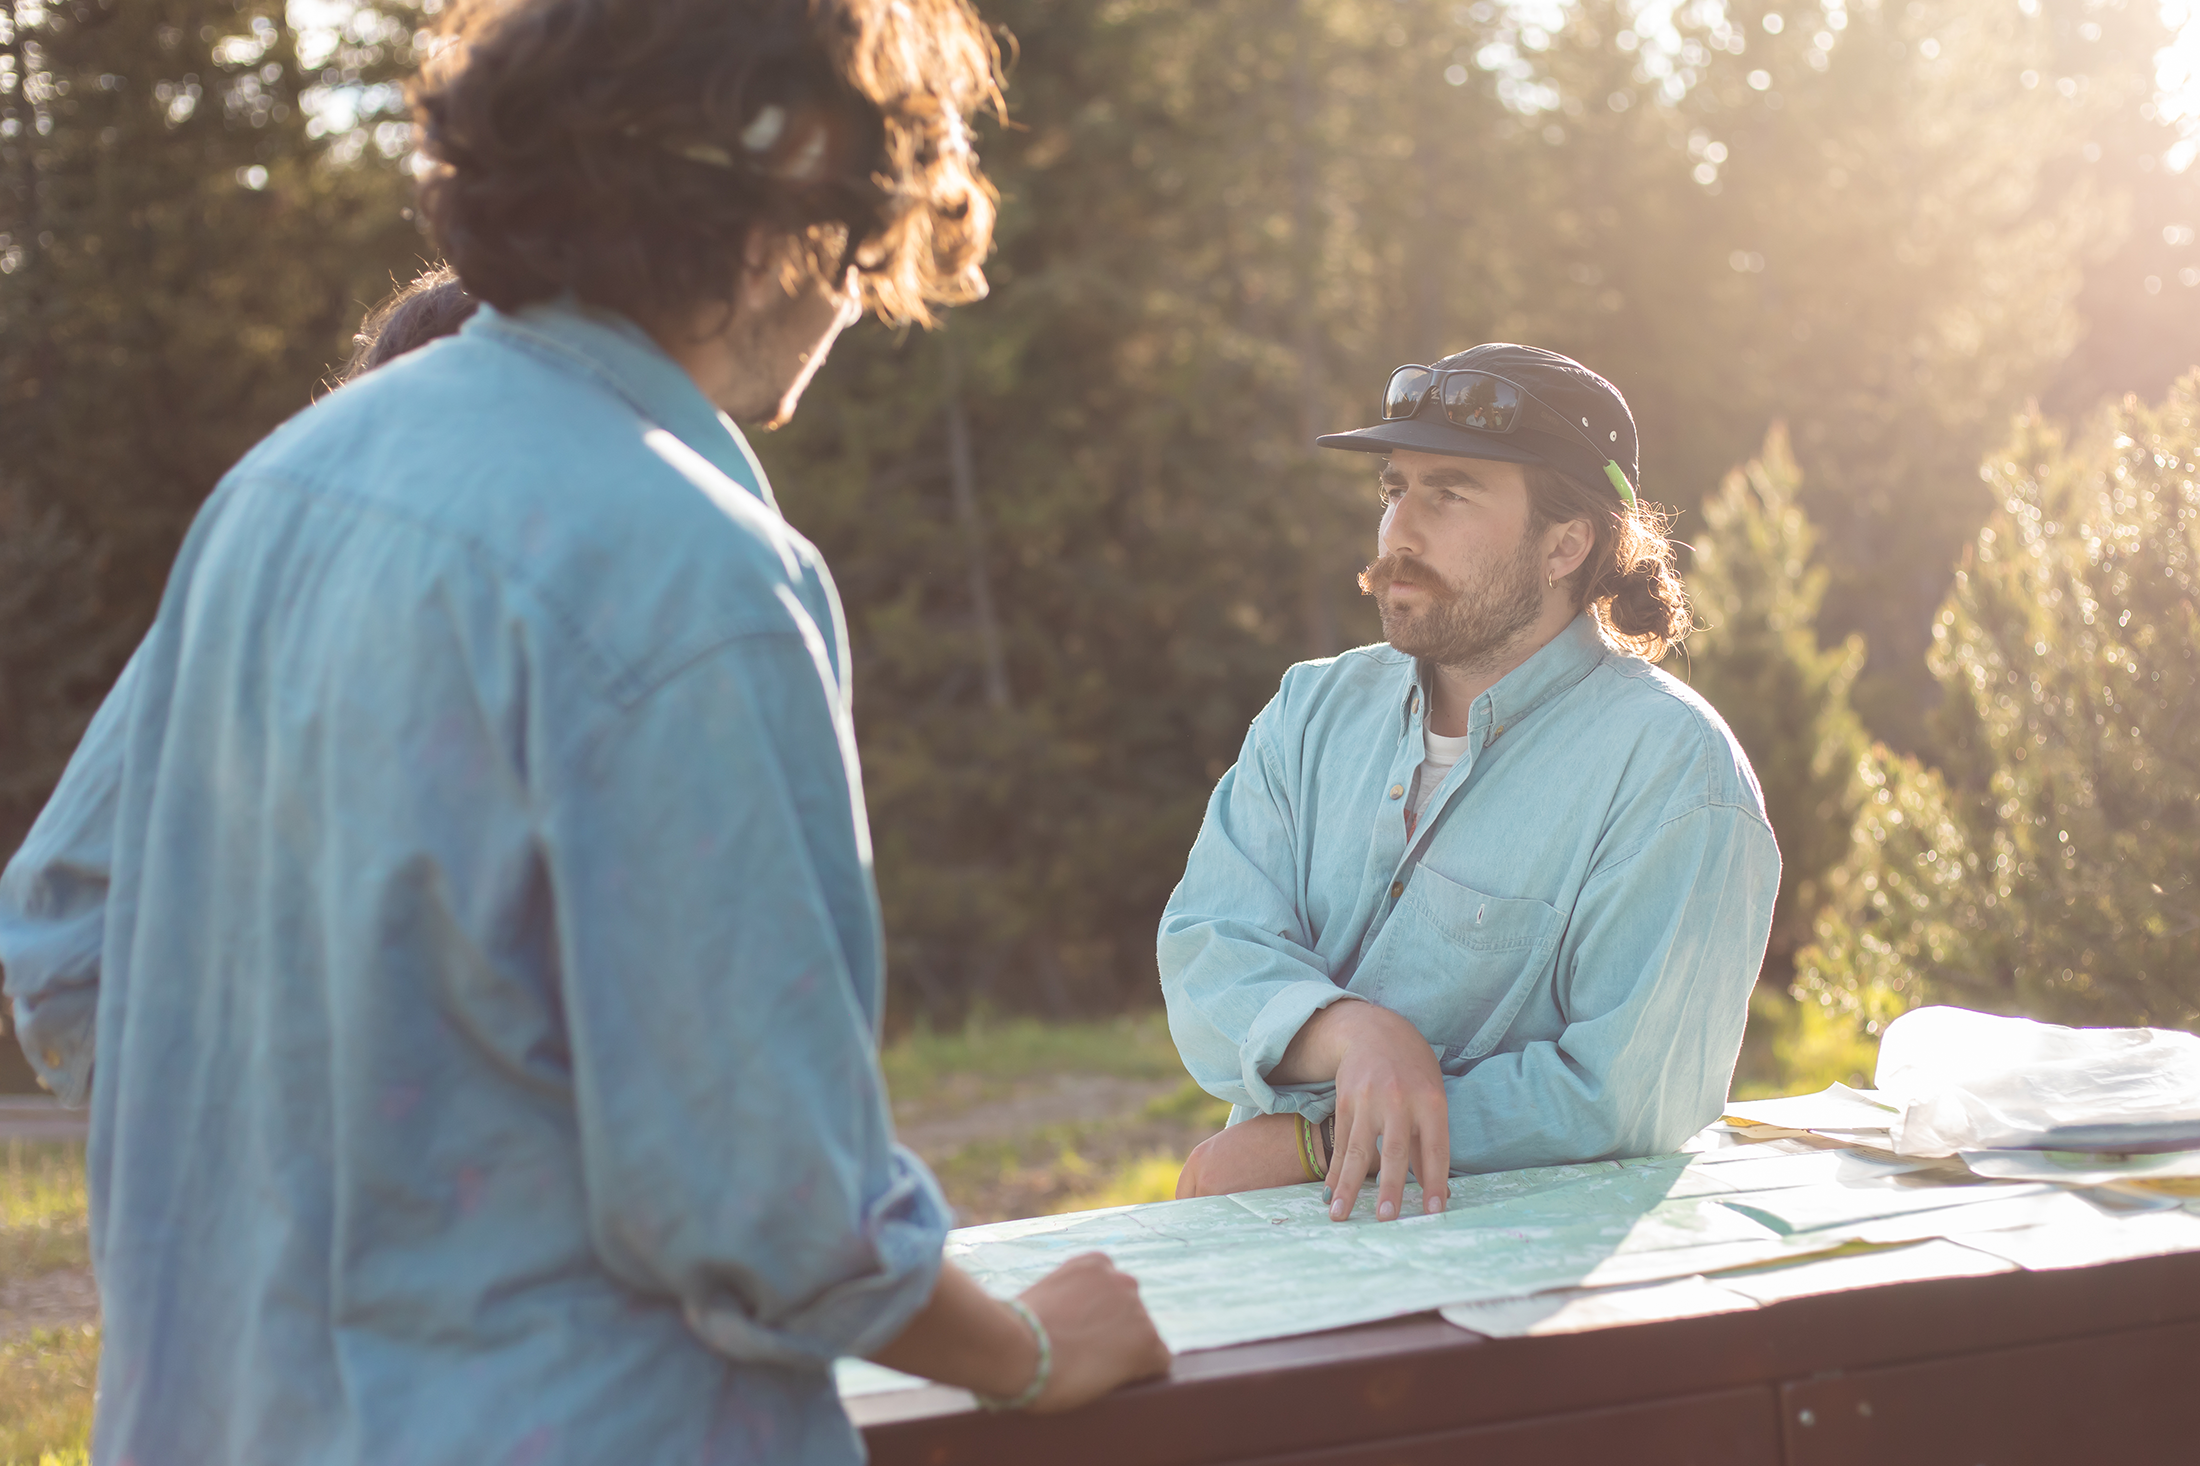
[1547, 573, 1555, 588]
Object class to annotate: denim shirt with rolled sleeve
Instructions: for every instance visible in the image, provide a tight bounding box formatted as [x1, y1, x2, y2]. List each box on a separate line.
[1159, 615, 1781, 1173]
[0, 301, 946, 1465]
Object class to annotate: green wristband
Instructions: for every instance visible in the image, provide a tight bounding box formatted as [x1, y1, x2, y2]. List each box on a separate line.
[975, 1296, 1051, 1412]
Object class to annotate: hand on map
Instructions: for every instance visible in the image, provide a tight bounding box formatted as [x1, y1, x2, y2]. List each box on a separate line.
[1323, 1002, 1451, 1221]
[1269, 999, 1451, 1222]
[1019, 1253, 1174, 1411]
[869, 1256, 1168, 1411]
[1173, 1001, 1452, 1222]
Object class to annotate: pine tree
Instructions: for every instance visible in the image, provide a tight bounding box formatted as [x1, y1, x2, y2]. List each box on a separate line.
[1799, 379, 2200, 1029]
[1680, 425, 1870, 974]
[0, 0, 426, 846]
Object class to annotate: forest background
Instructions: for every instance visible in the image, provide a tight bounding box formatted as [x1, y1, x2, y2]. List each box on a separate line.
[7, 0, 2200, 1091]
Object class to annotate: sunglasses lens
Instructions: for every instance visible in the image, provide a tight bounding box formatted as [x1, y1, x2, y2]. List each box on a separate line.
[1439, 372, 1521, 432]
[1383, 367, 1435, 420]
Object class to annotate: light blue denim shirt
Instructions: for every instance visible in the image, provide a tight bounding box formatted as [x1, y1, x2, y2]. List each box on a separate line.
[0, 301, 948, 1465]
[1159, 616, 1780, 1171]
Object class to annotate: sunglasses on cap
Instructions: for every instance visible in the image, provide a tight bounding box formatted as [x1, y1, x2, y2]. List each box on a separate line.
[1382, 366, 1637, 508]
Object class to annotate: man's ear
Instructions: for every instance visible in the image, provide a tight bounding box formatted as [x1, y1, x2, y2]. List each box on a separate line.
[1545, 518, 1593, 582]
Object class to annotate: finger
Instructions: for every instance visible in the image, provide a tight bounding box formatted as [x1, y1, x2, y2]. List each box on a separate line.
[1417, 1107, 1450, 1215]
[1329, 1106, 1376, 1221]
[1373, 1110, 1410, 1222]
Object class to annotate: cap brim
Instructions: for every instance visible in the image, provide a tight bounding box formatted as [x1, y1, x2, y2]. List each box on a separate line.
[1313, 418, 1553, 466]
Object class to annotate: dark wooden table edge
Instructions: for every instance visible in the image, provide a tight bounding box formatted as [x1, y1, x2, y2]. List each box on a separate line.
[856, 1245, 2200, 1466]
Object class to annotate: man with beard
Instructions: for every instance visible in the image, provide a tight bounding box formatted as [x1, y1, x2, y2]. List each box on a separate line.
[1160, 344, 1779, 1224]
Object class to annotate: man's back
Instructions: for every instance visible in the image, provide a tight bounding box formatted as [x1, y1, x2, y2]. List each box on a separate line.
[32, 304, 937, 1464]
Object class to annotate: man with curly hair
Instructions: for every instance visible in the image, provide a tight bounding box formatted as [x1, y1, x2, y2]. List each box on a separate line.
[0, 2, 1165, 1460]
[1163, 345, 1781, 1224]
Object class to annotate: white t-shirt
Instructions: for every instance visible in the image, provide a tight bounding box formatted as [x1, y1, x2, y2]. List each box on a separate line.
[1406, 725, 1474, 834]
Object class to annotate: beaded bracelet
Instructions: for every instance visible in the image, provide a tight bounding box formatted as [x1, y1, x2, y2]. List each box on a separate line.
[1295, 1113, 1324, 1182]
[974, 1297, 1052, 1412]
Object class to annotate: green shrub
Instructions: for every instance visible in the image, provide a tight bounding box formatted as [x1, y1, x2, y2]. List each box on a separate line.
[1800, 380, 2200, 1030]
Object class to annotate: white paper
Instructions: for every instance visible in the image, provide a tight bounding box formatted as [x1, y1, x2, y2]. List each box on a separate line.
[1959, 1147, 2200, 1186]
[1441, 1274, 1757, 1337]
[1717, 1181, 2058, 1236]
[1722, 1083, 1900, 1134]
[1710, 1238, 2015, 1304]
[1956, 1210, 2200, 1271]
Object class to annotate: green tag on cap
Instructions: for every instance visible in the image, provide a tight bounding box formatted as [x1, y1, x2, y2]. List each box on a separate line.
[1604, 460, 1636, 508]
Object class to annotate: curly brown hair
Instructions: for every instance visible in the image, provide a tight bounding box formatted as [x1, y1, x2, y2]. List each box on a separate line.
[337, 265, 480, 384]
[411, 0, 1004, 329]
[1526, 464, 1693, 662]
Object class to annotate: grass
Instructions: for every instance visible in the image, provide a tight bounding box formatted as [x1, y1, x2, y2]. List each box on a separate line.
[1052, 1153, 1187, 1212]
[922, 1078, 1231, 1223]
[0, 1147, 87, 1283]
[1730, 984, 1887, 1102]
[0, 1143, 93, 1466]
[881, 1011, 1188, 1103]
[0, 1328, 94, 1466]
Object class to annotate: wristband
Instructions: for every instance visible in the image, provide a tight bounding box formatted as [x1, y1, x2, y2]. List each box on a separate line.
[1295, 1114, 1324, 1182]
[975, 1296, 1051, 1412]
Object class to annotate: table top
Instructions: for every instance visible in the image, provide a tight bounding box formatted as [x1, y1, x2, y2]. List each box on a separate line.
[855, 1245, 2200, 1465]
[845, 1117, 2200, 1464]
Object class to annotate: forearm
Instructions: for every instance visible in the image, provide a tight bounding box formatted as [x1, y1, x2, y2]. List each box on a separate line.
[1160, 921, 1360, 1109]
[1267, 994, 1365, 1085]
[867, 1262, 1038, 1399]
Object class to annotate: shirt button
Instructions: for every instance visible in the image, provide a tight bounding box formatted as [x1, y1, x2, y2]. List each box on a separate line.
[40, 1048, 60, 1069]
[1389, 881, 1405, 899]
[1388, 784, 1404, 799]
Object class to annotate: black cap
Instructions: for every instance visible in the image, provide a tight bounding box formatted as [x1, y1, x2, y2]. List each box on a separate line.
[1315, 343, 1640, 505]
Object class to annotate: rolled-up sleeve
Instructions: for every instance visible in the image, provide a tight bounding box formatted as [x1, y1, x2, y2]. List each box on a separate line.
[1444, 801, 1779, 1173]
[1159, 719, 1361, 1118]
[545, 621, 947, 1370]
[0, 646, 145, 1107]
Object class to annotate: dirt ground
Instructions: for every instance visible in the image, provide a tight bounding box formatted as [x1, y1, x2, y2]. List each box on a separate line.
[896, 1072, 1226, 1224]
[0, 1272, 94, 1343]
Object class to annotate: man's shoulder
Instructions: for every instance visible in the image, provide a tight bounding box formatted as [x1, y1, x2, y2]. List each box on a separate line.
[220, 336, 832, 697]
[1578, 650, 1769, 822]
[1274, 642, 1415, 702]
[1261, 643, 1415, 734]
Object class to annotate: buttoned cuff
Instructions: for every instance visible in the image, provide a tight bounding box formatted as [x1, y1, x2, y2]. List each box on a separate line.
[12, 992, 95, 1109]
[1239, 983, 1363, 1115]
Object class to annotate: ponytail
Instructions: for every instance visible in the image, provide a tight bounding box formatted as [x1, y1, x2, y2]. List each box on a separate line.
[1524, 464, 1692, 662]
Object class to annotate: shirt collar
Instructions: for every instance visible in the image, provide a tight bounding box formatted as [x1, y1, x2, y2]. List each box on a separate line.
[464, 298, 781, 512]
[1404, 611, 1612, 735]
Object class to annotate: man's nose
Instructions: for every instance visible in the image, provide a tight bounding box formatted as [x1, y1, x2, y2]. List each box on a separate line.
[1380, 496, 1424, 558]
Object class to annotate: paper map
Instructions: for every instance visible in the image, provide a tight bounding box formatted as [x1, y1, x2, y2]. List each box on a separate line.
[836, 1123, 2200, 1400]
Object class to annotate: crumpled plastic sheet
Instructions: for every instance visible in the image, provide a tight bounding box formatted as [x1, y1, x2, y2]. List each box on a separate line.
[1877, 1006, 2200, 1157]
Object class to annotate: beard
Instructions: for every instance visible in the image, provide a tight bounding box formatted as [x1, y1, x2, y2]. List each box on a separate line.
[1359, 533, 1546, 672]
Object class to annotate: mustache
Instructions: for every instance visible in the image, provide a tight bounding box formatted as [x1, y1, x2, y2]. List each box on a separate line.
[1359, 552, 1456, 599]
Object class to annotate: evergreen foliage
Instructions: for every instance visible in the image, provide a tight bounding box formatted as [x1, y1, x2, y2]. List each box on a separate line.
[1799, 379, 2200, 1030]
[752, 0, 2185, 1013]
[1677, 424, 1868, 973]
[0, 0, 426, 844]
[3, 0, 2196, 1020]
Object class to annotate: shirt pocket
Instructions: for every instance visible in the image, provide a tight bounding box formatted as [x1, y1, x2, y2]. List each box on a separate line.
[1351, 866, 1565, 1066]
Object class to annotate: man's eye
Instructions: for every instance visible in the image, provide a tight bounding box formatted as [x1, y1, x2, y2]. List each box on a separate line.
[1378, 484, 1404, 505]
